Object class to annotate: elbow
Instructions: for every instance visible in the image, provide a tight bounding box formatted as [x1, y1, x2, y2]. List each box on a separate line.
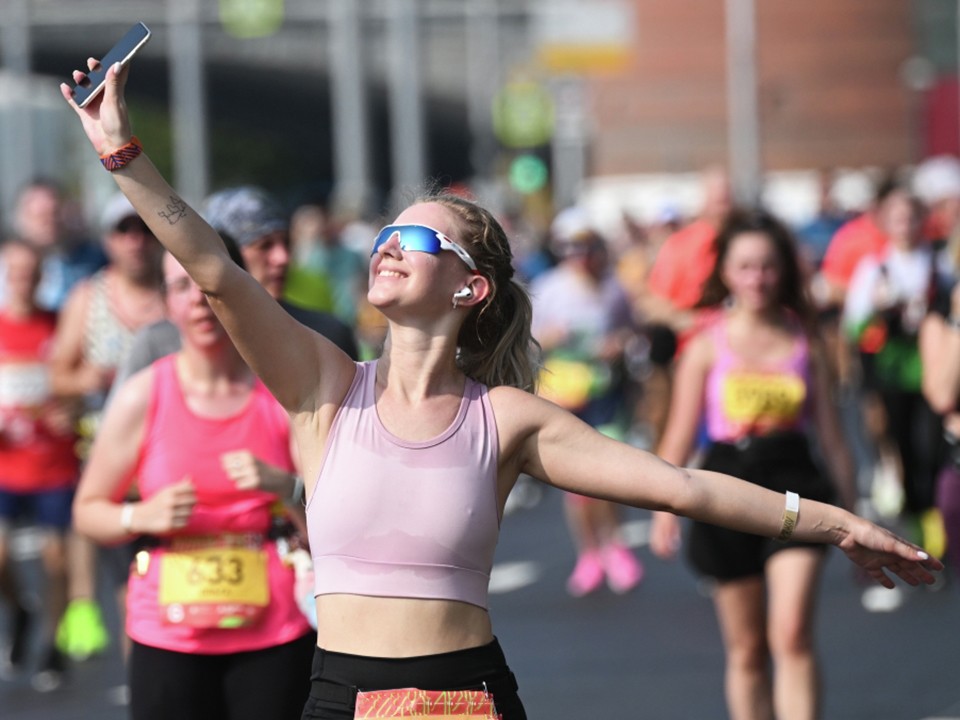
[922, 382, 955, 416]
[71, 498, 97, 543]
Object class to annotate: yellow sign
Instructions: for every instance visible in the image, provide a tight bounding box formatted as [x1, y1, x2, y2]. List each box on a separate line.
[533, 0, 635, 75]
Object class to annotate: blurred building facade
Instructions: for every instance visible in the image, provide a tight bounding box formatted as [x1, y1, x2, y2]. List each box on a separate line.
[591, 1, 915, 174]
[2, 0, 955, 226]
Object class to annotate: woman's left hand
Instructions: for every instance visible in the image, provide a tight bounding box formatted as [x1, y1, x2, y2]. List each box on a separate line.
[59, 58, 134, 155]
[836, 514, 943, 588]
[221, 450, 293, 496]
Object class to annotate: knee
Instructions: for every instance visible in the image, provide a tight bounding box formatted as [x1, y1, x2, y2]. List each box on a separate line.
[726, 632, 769, 673]
[767, 619, 814, 660]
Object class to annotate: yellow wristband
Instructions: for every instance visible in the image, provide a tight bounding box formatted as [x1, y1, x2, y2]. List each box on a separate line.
[777, 491, 800, 542]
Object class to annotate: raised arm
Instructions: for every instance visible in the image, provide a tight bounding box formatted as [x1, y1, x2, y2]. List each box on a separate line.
[493, 386, 941, 589]
[60, 60, 354, 412]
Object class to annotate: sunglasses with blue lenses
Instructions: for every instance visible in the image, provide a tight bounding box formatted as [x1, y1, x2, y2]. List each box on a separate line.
[370, 224, 477, 271]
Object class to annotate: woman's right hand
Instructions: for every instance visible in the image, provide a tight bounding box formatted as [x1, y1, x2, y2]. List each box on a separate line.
[835, 511, 942, 588]
[649, 510, 682, 560]
[135, 478, 196, 535]
[59, 58, 134, 155]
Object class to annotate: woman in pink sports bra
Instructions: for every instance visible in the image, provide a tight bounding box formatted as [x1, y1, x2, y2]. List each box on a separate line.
[650, 210, 858, 720]
[72, 246, 315, 720]
[62, 58, 939, 720]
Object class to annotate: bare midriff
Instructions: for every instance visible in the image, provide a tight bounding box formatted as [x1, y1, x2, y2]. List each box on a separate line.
[314, 594, 494, 657]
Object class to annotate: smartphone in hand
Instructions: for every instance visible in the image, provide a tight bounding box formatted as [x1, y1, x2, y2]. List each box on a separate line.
[71, 22, 151, 108]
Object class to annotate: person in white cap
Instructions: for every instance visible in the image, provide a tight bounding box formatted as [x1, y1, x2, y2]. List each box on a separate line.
[530, 207, 645, 597]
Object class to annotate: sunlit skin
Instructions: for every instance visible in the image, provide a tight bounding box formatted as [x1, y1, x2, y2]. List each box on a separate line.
[367, 204, 484, 323]
[162, 253, 228, 350]
[720, 231, 784, 315]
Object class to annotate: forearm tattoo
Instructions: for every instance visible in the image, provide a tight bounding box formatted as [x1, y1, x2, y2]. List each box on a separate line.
[158, 195, 188, 225]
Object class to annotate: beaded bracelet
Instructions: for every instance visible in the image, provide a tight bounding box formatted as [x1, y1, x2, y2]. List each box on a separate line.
[100, 136, 143, 172]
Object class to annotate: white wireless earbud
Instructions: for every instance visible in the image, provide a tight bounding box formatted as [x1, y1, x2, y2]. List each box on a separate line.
[452, 287, 474, 300]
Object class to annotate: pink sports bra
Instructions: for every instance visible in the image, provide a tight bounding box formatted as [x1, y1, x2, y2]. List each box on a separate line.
[307, 361, 501, 609]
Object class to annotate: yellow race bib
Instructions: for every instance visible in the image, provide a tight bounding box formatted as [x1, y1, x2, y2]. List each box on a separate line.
[158, 536, 269, 629]
[721, 372, 806, 425]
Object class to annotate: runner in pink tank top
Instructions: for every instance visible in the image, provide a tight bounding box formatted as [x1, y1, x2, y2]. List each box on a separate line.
[73, 252, 313, 720]
[650, 211, 859, 720]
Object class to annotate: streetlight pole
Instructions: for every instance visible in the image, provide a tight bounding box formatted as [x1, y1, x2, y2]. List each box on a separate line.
[0, 0, 34, 224]
[725, 0, 762, 207]
[168, 0, 210, 206]
[329, 0, 371, 216]
[387, 0, 425, 206]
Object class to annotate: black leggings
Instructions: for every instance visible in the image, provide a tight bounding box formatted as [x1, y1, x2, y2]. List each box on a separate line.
[129, 633, 315, 720]
[301, 638, 526, 719]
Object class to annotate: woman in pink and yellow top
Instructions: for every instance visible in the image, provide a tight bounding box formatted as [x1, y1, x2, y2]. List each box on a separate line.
[73, 246, 314, 720]
[62, 58, 938, 720]
[650, 210, 857, 720]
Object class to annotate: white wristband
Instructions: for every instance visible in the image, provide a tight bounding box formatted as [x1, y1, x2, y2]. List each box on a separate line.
[120, 503, 136, 535]
[777, 491, 800, 542]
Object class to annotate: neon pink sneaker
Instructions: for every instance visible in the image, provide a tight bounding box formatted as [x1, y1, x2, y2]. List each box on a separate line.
[602, 543, 644, 594]
[566, 550, 605, 597]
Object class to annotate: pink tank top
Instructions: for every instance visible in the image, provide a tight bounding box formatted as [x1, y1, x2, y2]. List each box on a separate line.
[704, 317, 811, 443]
[308, 361, 501, 609]
[127, 355, 310, 654]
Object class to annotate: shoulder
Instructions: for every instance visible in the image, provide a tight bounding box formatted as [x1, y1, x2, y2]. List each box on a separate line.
[669, 323, 716, 378]
[488, 385, 547, 427]
[109, 364, 157, 423]
[57, 278, 95, 324]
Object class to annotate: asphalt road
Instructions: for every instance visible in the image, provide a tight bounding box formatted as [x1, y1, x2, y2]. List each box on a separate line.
[3, 483, 958, 719]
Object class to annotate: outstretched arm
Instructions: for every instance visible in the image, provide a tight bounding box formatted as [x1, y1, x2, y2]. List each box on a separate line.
[60, 60, 355, 413]
[494, 387, 942, 589]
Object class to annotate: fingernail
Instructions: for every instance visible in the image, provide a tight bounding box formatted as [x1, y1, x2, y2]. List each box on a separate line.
[113, 62, 122, 73]
[918, 551, 930, 560]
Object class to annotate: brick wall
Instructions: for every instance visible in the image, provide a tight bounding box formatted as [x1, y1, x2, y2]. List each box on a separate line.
[588, 0, 915, 176]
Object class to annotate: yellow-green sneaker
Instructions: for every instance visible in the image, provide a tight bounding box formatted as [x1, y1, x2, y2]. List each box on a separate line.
[56, 599, 109, 661]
